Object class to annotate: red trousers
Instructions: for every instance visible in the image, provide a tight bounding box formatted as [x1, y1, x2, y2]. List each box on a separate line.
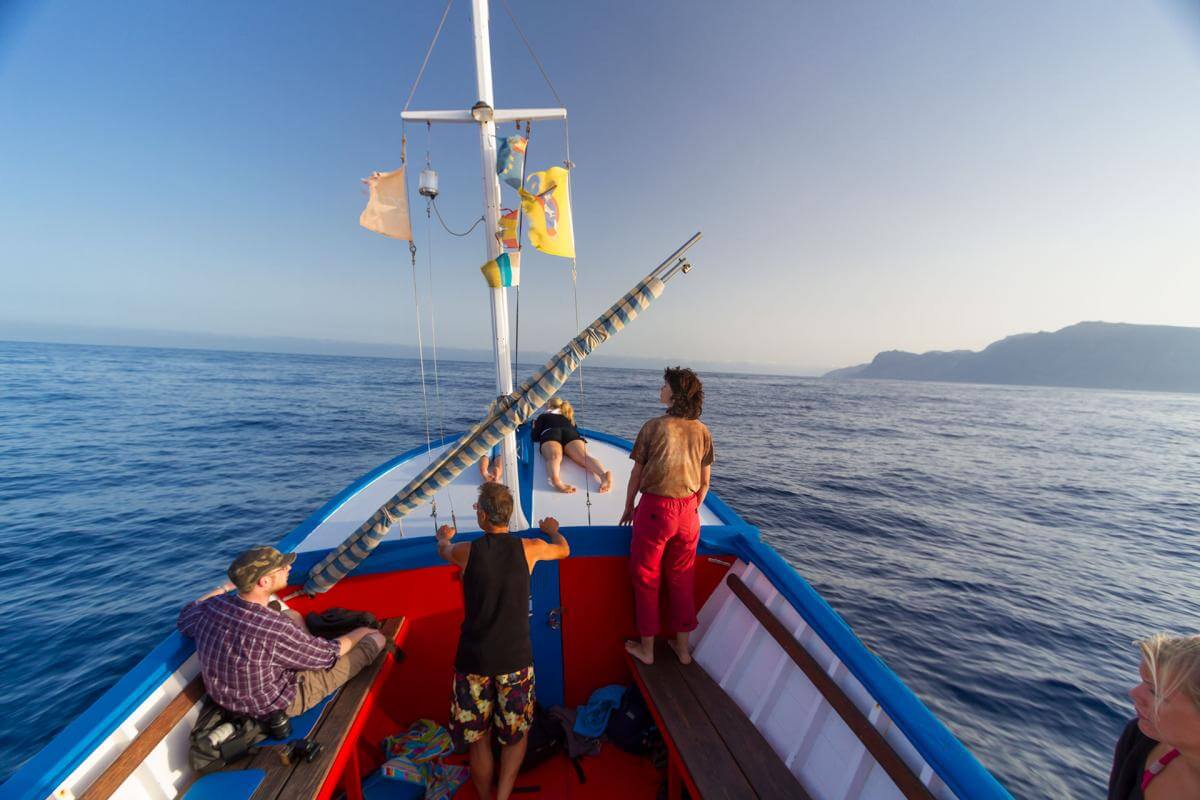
[629, 492, 701, 637]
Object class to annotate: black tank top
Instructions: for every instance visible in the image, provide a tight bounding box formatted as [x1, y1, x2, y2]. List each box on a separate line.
[454, 533, 533, 675]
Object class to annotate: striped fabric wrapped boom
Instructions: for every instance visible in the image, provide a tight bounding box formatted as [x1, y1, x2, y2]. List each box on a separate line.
[301, 274, 666, 595]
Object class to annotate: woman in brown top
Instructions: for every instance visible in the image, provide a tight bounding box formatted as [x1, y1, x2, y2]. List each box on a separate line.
[619, 367, 713, 665]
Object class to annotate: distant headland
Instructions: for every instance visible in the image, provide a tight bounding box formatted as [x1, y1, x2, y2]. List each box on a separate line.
[824, 322, 1200, 394]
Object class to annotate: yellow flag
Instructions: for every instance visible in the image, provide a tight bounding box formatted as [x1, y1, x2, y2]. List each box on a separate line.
[519, 167, 574, 258]
[359, 167, 412, 240]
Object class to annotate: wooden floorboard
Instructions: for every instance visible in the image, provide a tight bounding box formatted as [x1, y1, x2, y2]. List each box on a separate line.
[633, 644, 758, 800]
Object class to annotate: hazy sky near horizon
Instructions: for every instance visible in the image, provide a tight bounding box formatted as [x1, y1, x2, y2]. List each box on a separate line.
[2, 1, 1198, 372]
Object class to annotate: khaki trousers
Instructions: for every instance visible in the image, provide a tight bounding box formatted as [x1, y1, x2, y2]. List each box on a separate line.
[285, 637, 382, 717]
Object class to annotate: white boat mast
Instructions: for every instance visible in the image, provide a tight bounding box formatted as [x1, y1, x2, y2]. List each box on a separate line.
[402, 0, 566, 528]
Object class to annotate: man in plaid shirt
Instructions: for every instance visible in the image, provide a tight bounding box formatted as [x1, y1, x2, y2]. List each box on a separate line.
[178, 546, 386, 720]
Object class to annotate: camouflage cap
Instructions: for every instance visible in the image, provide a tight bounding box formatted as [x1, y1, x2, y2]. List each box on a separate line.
[227, 546, 296, 594]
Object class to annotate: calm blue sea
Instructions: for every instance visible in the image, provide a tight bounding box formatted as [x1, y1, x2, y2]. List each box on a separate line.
[1, 340, 1198, 798]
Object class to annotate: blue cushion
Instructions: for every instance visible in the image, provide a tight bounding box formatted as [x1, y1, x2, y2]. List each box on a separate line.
[362, 771, 426, 800]
[260, 692, 336, 745]
[182, 769, 266, 800]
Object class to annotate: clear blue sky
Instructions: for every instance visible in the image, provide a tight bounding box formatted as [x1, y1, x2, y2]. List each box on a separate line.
[2, 1, 1198, 373]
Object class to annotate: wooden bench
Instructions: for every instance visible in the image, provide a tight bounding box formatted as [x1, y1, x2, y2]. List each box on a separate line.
[80, 617, 405, 800]
[628, 642, 811, 800]
[210, 616, 406, 800]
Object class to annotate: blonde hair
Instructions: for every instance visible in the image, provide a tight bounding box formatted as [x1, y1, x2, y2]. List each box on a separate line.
[1139, 633, 1200, 717]
[547, 396, 574, 425]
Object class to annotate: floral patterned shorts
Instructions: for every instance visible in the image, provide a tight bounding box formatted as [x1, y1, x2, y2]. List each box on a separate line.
[448, 666, 535, 746]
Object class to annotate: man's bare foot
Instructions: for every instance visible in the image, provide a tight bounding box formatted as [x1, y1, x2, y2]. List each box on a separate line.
[624, 640, 654, 665]
[667, 639, 693, 665]
[598, 471, 613, 493]
[548, 477, 576, 494]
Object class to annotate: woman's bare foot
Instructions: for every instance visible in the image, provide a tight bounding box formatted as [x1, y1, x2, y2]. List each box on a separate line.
[667, 639, 693, 665]
[624, 639, 654, 665]
[548, 477, 576, 494]
[598, 471, 613, 493]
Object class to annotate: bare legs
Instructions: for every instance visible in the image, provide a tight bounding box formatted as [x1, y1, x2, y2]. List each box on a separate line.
[624, 632, 691, 666]
[478, 455, 502, 483]
[668, 632, 692, 664]
[564, 439, 613, 493]
[541, 441, 575, 493]
[540, 439, 612, 494]
[624, 636, 656, 665]
[497, 734, 527, 800]
[468, 734, 494, 799]
[467, 730, 528, 800]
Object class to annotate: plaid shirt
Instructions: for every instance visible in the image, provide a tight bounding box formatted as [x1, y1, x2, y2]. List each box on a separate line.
[177, 593, 339, 719]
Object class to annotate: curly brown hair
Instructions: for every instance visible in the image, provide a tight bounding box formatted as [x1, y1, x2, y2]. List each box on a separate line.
[477, 482, 514, 527]
[664, 367, 704, 420]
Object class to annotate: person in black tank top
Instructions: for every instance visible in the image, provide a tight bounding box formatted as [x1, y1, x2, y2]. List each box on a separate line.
[456, 532, 532, 675]
[436, 481, 570, 800]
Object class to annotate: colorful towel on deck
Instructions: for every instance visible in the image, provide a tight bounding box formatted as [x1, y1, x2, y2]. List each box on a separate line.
[384, 718, 453, 762]
[380, 720, 466, 800]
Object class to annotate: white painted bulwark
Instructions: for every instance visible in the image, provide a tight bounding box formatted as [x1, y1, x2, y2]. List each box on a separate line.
[54, 658, 201, 800]
[691, 561, 959, 800]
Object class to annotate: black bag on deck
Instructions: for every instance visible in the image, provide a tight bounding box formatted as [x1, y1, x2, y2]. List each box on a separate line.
[188, 700, 266, 774]
[305, 607, 380, 639]
[490, 702, 565, 772]
[606, 686, 658, 755]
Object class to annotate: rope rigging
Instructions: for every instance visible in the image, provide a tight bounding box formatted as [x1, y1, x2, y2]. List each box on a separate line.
[406, 238, 438, 531]
[402, 0, 455, 115]
[497, 0, 592, 523]
[396, 0, 595, 528]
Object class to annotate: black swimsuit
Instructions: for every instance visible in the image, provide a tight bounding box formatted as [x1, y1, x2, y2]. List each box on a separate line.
[533, 412, 584, 446]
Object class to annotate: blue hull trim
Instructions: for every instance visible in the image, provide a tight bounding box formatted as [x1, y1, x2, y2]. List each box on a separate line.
[1, 632, 195, 800]
[3, 437, 1012, 800]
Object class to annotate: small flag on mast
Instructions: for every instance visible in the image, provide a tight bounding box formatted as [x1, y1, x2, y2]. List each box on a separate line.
[496, 136, 528, 190]
[359, 167, 412, 240]
[499, 208, 520, 250]
[481, 251, 520, 288]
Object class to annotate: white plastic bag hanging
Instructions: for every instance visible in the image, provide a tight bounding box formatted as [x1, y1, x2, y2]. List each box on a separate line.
[360, 167, 413, 240]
